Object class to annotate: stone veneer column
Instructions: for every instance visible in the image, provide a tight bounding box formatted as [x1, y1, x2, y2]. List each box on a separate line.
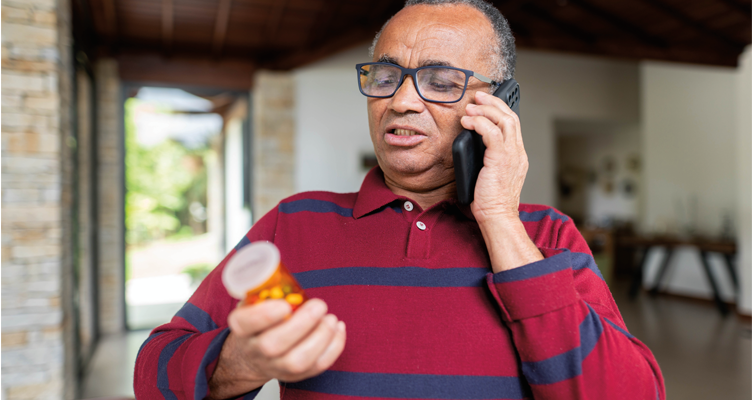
[1, 0, 75, 398]
[252, 71, 296, 220]
[94, 58, 125, 334]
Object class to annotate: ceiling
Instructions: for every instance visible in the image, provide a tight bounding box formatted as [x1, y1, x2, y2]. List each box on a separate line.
[73, 0, 752, 89]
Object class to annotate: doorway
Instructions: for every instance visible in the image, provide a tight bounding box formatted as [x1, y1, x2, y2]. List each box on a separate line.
[123, 86, 234, 330]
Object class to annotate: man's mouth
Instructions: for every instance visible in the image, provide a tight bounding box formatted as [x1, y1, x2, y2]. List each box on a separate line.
[384, 127, 426, 146]
[391, 128, 419, 136]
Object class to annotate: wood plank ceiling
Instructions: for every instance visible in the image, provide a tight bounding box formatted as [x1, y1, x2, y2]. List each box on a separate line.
[73, 0, 751, 89]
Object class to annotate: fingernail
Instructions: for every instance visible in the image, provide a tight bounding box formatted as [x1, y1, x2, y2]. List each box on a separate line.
[337, 321, 346, 332]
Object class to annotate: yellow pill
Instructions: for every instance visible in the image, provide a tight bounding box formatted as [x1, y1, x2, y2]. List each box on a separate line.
[270, 286, 284, 299]
[282, 285, 292, 294]
[285, 293, 303, 305]
[259, 290, 270, 300]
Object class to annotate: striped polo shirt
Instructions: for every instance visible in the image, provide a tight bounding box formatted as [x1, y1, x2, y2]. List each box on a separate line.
[134, 167, 664, 400]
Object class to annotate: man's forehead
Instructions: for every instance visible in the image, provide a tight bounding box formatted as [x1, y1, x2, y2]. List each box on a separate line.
[373, 4, 493, 70]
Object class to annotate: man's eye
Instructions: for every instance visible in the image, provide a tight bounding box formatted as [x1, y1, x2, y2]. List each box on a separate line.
[373, 76, 397, 86]
[427, 80, 459, 92]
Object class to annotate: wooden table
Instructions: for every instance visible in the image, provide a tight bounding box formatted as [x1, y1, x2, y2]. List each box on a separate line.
[618, 236, 738, 316]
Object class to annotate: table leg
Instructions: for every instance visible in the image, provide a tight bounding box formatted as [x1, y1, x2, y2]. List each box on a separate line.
[699, 250, 729, 316]
[649, 247, 674, 296]
[629, 246, 649, 299]
[722, 253, 739, 297]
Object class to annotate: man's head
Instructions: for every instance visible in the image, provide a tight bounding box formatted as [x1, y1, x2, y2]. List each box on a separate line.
[371, 0, 516, 83]
[365, 0, 515, 196]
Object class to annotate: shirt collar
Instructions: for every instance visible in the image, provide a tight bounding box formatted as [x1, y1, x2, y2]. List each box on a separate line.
[353, 166, 476, 221]
[353, 167, 401, 219]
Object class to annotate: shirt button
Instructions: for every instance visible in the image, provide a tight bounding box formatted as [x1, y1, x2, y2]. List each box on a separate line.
[404, 201, 414, 212]
[416, 221, 426, 230]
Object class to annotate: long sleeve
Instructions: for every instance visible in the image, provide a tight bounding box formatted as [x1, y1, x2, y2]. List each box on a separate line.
[485, 215, 665, 400]
[134, 207, 279, 400]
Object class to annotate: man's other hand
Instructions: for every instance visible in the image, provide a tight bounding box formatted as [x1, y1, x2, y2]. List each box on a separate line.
[207, 298, 346, 399]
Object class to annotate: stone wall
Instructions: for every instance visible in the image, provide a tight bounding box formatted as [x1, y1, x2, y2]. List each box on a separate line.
[1, 0, 74, 398]
[252, 71, 296, 220]
[95, 58, 125, 334]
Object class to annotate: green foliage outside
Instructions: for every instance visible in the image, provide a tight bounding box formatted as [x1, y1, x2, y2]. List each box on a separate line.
[124, 98, 211, 247]
[182, 263, 214, 286]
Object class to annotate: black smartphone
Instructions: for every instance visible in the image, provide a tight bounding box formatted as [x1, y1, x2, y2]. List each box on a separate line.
[452, 79, 520, 205]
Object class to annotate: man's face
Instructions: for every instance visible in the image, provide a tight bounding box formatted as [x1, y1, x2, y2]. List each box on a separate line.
[368, 4, 497, 191]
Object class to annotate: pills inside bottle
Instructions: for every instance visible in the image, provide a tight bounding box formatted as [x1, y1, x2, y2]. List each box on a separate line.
[222, 241, 308, 310]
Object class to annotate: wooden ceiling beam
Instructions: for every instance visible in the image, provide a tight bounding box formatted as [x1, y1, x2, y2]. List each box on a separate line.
[266, 0, 289, 46]
[162, 0, 173, 53]
[520, 2, 597, 45]
[101, 0, 118, 38]
[117, 51, 256, 90]
[644, 0, 746, 52]
[263, 24, 380, 70]
[717, 0, 752, 21]
[305, 0, 346, 48]
[567, 0, 668, 49]
[213, 0, 232, 57]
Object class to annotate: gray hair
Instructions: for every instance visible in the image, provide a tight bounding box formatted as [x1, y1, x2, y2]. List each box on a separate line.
[368, 0, 516, 81]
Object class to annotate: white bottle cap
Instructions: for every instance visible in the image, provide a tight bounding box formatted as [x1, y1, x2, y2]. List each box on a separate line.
[222, 241, 280, 300]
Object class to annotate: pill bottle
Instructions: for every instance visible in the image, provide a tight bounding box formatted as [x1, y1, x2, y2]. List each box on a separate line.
[222, 241, 308, 310]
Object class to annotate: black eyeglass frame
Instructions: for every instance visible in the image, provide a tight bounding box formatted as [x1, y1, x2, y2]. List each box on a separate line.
[356, 62, 501, 104]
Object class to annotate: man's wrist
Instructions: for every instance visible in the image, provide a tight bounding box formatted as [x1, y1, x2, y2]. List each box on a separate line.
[207, 333, 268, 399]
[477, 214, 543, 273]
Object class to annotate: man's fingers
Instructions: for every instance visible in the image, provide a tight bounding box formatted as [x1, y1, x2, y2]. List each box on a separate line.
[228, 300, 292, 337]
[253, 299, 328, 358]
[314, 321, 346, 372]
[475, 90, 515, 115]
[273, 314, 340, 379]
[461, 115, 503, 149]
[469, 91, 521, 145]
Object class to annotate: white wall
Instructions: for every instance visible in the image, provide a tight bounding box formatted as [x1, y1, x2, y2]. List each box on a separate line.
[641, 61, 739, 301]
[293, 44, 641, 204]
[736, 46, 752, 315]
[294, 46, 374, 194]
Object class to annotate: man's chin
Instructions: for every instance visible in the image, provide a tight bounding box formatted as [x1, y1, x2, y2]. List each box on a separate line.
[381, 159, 431, 176]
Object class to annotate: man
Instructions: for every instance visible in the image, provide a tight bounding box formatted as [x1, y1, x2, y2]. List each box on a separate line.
[135, 0, 665, 399]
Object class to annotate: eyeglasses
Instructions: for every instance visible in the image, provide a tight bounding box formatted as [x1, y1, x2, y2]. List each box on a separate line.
[356, 62, 500, 104]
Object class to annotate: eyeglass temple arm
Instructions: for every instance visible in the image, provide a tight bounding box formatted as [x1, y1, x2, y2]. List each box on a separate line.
[472, 72, 501, 87]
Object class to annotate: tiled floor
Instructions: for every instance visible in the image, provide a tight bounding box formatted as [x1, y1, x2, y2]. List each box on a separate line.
[81, 280, 751, 400]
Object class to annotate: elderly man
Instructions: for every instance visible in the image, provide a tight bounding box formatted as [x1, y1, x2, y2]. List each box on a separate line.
[135, 0, 664, 399]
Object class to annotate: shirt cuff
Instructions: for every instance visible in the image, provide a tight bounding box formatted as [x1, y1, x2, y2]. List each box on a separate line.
[485, 249, 578, 321]
[192, 328, 262, 400]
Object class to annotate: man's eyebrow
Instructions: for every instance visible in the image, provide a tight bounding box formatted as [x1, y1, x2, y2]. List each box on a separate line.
[419, 59, 453, 68]
[377, 55, 400, 64]
[376, 56, 454, 68]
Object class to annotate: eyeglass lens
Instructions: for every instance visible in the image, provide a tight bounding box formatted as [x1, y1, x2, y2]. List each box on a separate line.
[359, 64, 466, 102]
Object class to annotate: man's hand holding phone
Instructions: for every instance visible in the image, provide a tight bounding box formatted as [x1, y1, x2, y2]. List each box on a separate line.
[460, 90, 527, 222]
[207, 299, 346, 400]
[459, 90, 543, 273]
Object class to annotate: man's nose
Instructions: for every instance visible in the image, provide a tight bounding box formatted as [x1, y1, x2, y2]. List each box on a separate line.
[389, 75, 426, 114]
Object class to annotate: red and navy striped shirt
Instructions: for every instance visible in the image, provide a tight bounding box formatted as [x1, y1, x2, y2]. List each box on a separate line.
[134, 167, 665, 400]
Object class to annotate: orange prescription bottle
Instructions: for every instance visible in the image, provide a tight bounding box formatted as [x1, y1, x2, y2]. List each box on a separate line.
[222, 241, 308, 310]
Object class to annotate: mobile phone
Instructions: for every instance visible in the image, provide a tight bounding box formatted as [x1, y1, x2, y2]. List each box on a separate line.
[452, 79, 520, 205]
